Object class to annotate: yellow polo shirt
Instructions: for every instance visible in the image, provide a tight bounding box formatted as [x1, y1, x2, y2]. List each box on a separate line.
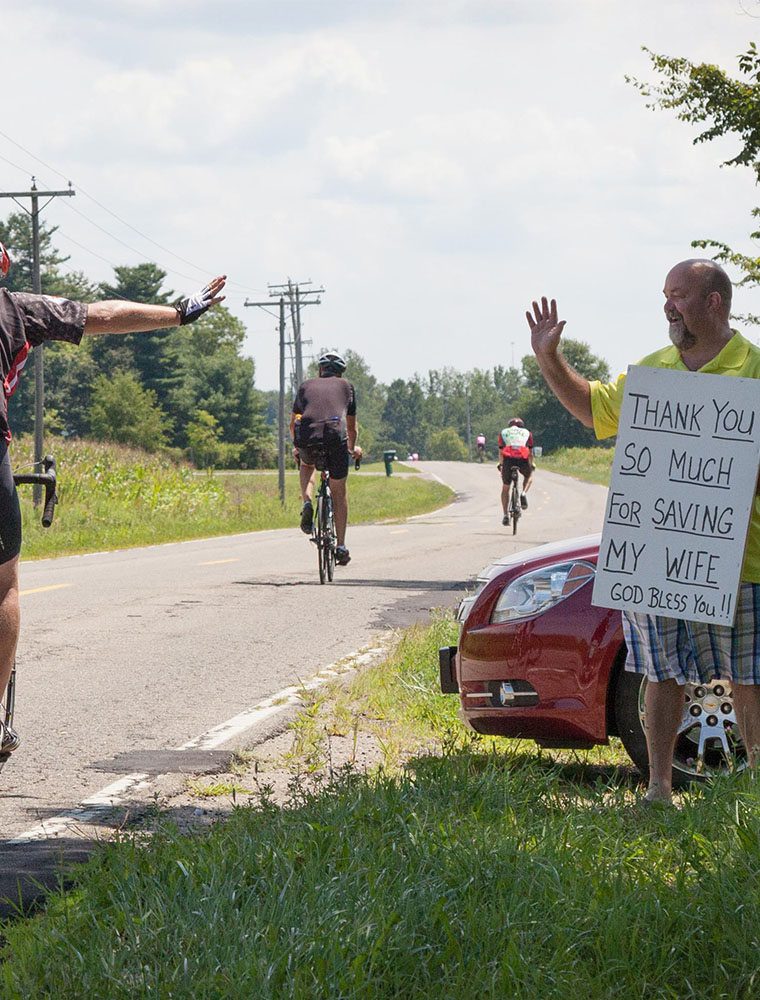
[589, 332, 760, 582]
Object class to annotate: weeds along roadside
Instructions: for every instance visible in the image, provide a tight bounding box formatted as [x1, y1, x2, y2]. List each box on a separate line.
[5, 611, 760, 999]
[11, 436, 452, 558]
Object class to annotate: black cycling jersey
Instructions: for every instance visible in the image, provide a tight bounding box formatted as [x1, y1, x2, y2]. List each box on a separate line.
[292, 374, 356, 446]
[0, 289, 87, 443]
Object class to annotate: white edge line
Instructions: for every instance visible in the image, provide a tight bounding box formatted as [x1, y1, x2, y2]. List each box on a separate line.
[9, 640, 394, 845]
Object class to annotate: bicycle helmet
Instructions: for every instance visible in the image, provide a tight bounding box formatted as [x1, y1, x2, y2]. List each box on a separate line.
[317, 351, 347, 375]
[0, 242, 9, 279]
[508, 417, 524, 427]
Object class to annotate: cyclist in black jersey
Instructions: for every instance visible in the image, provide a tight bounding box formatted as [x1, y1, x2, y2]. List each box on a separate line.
[290, 351, 363, 565]
[0, 240, 226, 753]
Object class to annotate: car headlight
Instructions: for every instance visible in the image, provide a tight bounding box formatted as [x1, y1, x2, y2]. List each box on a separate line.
[490, 560, 595, 624]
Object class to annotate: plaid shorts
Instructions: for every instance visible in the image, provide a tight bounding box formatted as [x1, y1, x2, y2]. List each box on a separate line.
[622, 583, 760, 684]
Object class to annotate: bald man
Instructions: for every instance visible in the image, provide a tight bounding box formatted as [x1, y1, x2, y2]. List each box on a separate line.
[527, 259, 760, 804]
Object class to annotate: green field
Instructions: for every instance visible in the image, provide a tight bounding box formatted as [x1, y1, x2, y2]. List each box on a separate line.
[10, 437, 452, 559]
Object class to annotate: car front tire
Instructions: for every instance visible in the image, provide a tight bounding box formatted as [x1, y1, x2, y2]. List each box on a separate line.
[613, 661, 747, 789]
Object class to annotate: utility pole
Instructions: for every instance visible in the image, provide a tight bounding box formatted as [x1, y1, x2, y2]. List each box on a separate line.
[465, 385, 472, 461]
[0, 178, 75, 501]
[267, 280, 323, 394]
[244, 295, 288, 505]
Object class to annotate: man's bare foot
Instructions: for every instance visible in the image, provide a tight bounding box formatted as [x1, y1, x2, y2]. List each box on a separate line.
[642, 788, 673, 806]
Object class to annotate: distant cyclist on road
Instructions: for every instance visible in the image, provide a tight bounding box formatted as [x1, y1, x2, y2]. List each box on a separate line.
[0, 239, 226, 754]
[498, 417, 534, 526]
[476, 432, 486, 462]
[290, 352, 363, 566]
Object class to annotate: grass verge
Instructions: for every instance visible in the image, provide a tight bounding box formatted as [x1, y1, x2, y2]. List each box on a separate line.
[12, 437, 452, 558]
[5, 613, 760, 999]
[538, 445, 614, 486]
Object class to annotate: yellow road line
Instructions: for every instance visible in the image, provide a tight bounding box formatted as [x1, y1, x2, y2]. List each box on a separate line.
[200, 558, 240, 566]
[20, 583, 72, 596]
[389, 529, 408, 535]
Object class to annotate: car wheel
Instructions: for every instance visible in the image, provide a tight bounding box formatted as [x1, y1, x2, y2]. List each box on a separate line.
[614, 664, 747, 788]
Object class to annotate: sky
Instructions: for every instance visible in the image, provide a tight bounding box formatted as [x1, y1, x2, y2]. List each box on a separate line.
[2, 0, 760, 392]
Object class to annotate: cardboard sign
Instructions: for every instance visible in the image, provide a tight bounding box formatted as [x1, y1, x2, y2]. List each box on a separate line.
[592, 366, 760, 626]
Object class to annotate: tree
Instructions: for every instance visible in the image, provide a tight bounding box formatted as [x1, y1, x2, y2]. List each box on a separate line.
[428, 427, 468, 461]
[167, 307, 261, 448]
[382, 378, 425, 456]
[0, 212, 80, 296]
[2, 212, 99, 434]
[519, 339, 610, 452]
[88, 372, 169, 452]
[628, 42, 760, 323]
[91, 263, 176, 399]
[186, 410, 223, 468]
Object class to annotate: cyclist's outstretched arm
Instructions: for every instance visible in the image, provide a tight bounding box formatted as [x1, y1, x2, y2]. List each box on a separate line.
[84, 276, 226, 335]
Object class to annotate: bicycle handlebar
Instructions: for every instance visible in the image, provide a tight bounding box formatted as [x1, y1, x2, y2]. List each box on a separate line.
[13, 455, 58, 527]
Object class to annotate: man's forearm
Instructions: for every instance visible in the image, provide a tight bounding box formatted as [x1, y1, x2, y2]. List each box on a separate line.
[346, 417, 358, 452]
[84, 301, 180, 336]
[534, 350, 594, 427]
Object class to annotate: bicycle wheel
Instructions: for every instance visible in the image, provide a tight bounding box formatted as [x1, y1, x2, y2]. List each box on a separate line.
[0, 664, 16, 771]
[322, 493, 336, 582]
[315, 494, 327, 584]
[510, 475, 521, 535]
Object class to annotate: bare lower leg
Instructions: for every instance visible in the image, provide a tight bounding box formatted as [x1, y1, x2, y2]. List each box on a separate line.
[0, 559, 20, 702]
[731, 683, 760, 766]
[330, 478, 348, 547]
[643, 678, 686, 803]
[299, 464, 316, 504]
[501, 483, 510, 514]
[522, 471, 533, 494]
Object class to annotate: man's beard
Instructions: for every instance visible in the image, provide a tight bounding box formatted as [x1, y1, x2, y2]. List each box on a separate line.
[669, 315, 697, 350]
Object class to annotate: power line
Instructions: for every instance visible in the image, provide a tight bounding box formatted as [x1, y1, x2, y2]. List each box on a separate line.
[0, 129, 268, 295]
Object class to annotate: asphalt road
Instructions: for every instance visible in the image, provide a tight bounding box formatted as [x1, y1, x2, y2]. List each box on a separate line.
[0, 461, 608, 911]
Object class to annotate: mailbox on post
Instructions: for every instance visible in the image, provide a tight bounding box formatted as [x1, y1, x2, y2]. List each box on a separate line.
[383, 449, 397, 476]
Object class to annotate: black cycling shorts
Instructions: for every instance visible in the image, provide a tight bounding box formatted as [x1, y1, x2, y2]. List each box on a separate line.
[298, 440, 350, 480]
[0, 442, 21, 565]
[501, 456, 532, 485]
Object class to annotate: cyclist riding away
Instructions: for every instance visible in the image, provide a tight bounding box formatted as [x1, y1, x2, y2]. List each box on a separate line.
[0, 240, 226, 754]
[290, 351, 362, 566]
[498, 417, 534, 526]
[476, 433, 486, 462]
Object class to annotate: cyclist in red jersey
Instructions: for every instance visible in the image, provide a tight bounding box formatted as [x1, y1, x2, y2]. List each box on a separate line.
[498, 417, 534, 526]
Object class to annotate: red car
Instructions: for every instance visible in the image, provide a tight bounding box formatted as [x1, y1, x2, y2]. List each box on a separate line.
[440, 533, 745, 787]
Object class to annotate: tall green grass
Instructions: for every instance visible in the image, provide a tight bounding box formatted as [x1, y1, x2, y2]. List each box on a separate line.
[4, 614, 760, 999]
[538, 446, 614, 486]
[10, 437, 452, 558]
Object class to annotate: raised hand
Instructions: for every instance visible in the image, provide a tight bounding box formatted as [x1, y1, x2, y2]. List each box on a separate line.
[175, 275, 227, 326]
[526, 297, 566, 356]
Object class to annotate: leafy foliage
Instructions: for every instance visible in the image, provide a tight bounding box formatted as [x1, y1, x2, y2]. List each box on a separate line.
[629, 42, 760, 323]
[428, 426, 468, 460]
[519, 338, 611, 452]
[88, 371, 170, 452]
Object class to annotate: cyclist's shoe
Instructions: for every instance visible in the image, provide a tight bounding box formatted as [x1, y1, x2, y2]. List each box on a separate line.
[335, 546, 351, 566]
[520, 493, 528, 510]
[502, 514, 510, 526]
[1, 721, 20, 754]
[300, 500, 314, 534]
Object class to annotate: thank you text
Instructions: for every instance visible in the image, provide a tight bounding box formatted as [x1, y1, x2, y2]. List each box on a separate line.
[591, 366, 760, 625]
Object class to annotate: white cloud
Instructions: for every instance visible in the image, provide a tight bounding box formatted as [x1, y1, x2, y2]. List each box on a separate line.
[3, 0, 760, 394]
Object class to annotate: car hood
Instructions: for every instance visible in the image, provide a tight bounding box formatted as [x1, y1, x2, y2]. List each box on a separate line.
[481, 533, 601, 574]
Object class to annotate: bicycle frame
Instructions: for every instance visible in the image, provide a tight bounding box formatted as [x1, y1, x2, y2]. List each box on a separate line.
[509, 466, 521, 535]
